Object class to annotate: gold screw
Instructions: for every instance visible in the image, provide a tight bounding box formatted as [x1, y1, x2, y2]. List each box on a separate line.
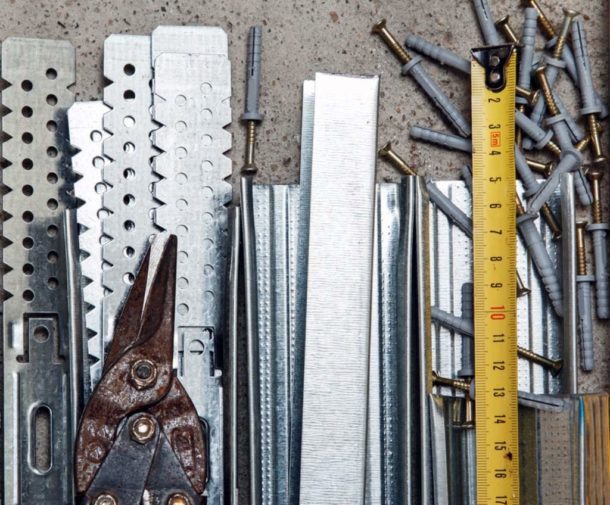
[526, 158, 554, 178]
[516, 86, 540, 107]
[372, 19, 411, 65]
[552, 8, 579, 59]
[576, 134, 591, 153]
[378, 142, 417, 176]
[576, 221, 588, 276]
[540, 205, 562, 239]
[496, 15, 519, 43]
[243, 120, 258, 174]
[587, 167, 604, 224]
[535, 66, 560, 117]
[586, 114, 608, 169]
[94, 494, 118, 505]
[517, 346, 563, 375]
[522, 0, 557, 39]
[168, 493, 191, 505]
[130, 359, 158, 389]
[432, 371, 471, 392]
[130, 414, 157, 444]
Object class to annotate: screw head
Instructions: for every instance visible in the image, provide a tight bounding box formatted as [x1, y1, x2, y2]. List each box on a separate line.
[371, 19, 387, 34]
[378, 141, 392, 157]
[130, 414, 156, 444]
[495, 15, 510, 27]
[168, 493, 191, 505]
[562, 7, 579, 19]
[130, 359, 157, 389]
[94, 494, 118, 505]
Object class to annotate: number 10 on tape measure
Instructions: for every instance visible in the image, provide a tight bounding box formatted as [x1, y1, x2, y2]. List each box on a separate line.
[471, 45, 519, 505]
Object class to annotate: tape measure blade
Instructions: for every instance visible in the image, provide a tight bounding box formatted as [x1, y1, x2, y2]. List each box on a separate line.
[471, 45, 519, 505]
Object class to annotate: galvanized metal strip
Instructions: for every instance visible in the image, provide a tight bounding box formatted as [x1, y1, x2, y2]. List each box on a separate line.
[151, 27, 232, 505]
[299, 72, 379, 505]
[429, 181, 563, 395]
[288, 79, 314, 505]
[1, 37, 76, 505]
[100, 34, 159, 387]
[68, 100, 109, 394]
[251, 184, 302, 505]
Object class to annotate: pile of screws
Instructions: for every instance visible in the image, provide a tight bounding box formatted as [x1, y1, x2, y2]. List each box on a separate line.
[372, 1, 608, 375]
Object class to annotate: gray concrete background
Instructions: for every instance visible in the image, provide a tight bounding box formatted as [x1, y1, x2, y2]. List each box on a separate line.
[1, 0, 608, 497]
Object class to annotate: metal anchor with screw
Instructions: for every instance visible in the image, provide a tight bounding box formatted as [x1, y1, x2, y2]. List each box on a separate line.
[372, 20, 471, 137]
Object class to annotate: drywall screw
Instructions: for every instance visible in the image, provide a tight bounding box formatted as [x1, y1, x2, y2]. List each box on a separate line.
[517, 346, 563, 375]
[516, 195, 563, 316]
[241, 26, 264, 175]
[495, 15, 519, 43]
[458, 282, 474, 379]
[379, 143, 472, 237]
[410, 125, 471, 153]
[378, 142, 416, 176]
[575, 221, 594, 371]
[526, 158, 554, 178]
[585, 168, 610, 319]
[432, 371, 471, 393]
[404, 33, 470, 75]
[516, 86, 540, 107]
[521, 0, 556, 39]
[373, 20, 471, 137]
[473, 0, 501, 45]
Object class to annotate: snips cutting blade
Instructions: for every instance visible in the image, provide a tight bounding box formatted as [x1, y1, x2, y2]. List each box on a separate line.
[74, 234, 207, 504]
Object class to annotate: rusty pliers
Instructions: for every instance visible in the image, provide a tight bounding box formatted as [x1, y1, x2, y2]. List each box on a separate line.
[74, 235, 207, 505]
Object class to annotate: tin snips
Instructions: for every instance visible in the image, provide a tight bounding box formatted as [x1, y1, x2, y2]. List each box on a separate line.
[74, 234, 207, 505]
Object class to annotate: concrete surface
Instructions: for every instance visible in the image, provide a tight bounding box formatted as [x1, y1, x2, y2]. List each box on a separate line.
[1, 0, 609, 499]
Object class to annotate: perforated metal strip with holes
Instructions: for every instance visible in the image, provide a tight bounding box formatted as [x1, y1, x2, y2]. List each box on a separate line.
[68, 101, 109, 394]
[100, 34, 160, 387]
[1, 38, 77, 504]
[151, 26, 232, 505]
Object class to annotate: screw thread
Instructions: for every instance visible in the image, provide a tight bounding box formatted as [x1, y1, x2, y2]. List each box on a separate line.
[576, 135, 591, 153]
[547, 141, 562, 157]
[592, 199, 603, 224]
[553, 11, 577, 59]
[576, 223, 587, 275]
[244, 120, 257, 172]
[526, 0, 556, 38]
[537, 69, 560, 116]
[541, 204, 562, 238]
[517, 346, 562, 373]
[587, 114, 604, 158]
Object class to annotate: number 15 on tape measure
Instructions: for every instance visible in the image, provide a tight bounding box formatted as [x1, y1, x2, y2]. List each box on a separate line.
[471, 45, 519, 505]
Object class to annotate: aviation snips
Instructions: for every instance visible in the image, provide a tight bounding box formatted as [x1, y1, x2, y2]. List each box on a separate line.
[74, 234, 207, 505]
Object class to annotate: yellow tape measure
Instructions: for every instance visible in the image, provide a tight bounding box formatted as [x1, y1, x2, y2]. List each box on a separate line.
[471, 45, 519, 505]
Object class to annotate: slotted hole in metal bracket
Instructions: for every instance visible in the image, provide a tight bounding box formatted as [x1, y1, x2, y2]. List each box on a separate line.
[31, 405, 52, 473]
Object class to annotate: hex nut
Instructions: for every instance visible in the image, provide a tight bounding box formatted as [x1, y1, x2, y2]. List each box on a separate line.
[130, 359, 158, 389]
[130, 414, 156, 444]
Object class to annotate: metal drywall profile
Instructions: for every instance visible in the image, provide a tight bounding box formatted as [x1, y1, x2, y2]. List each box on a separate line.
[299, 72, 379, 505]
[289, 79, 315, 505]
